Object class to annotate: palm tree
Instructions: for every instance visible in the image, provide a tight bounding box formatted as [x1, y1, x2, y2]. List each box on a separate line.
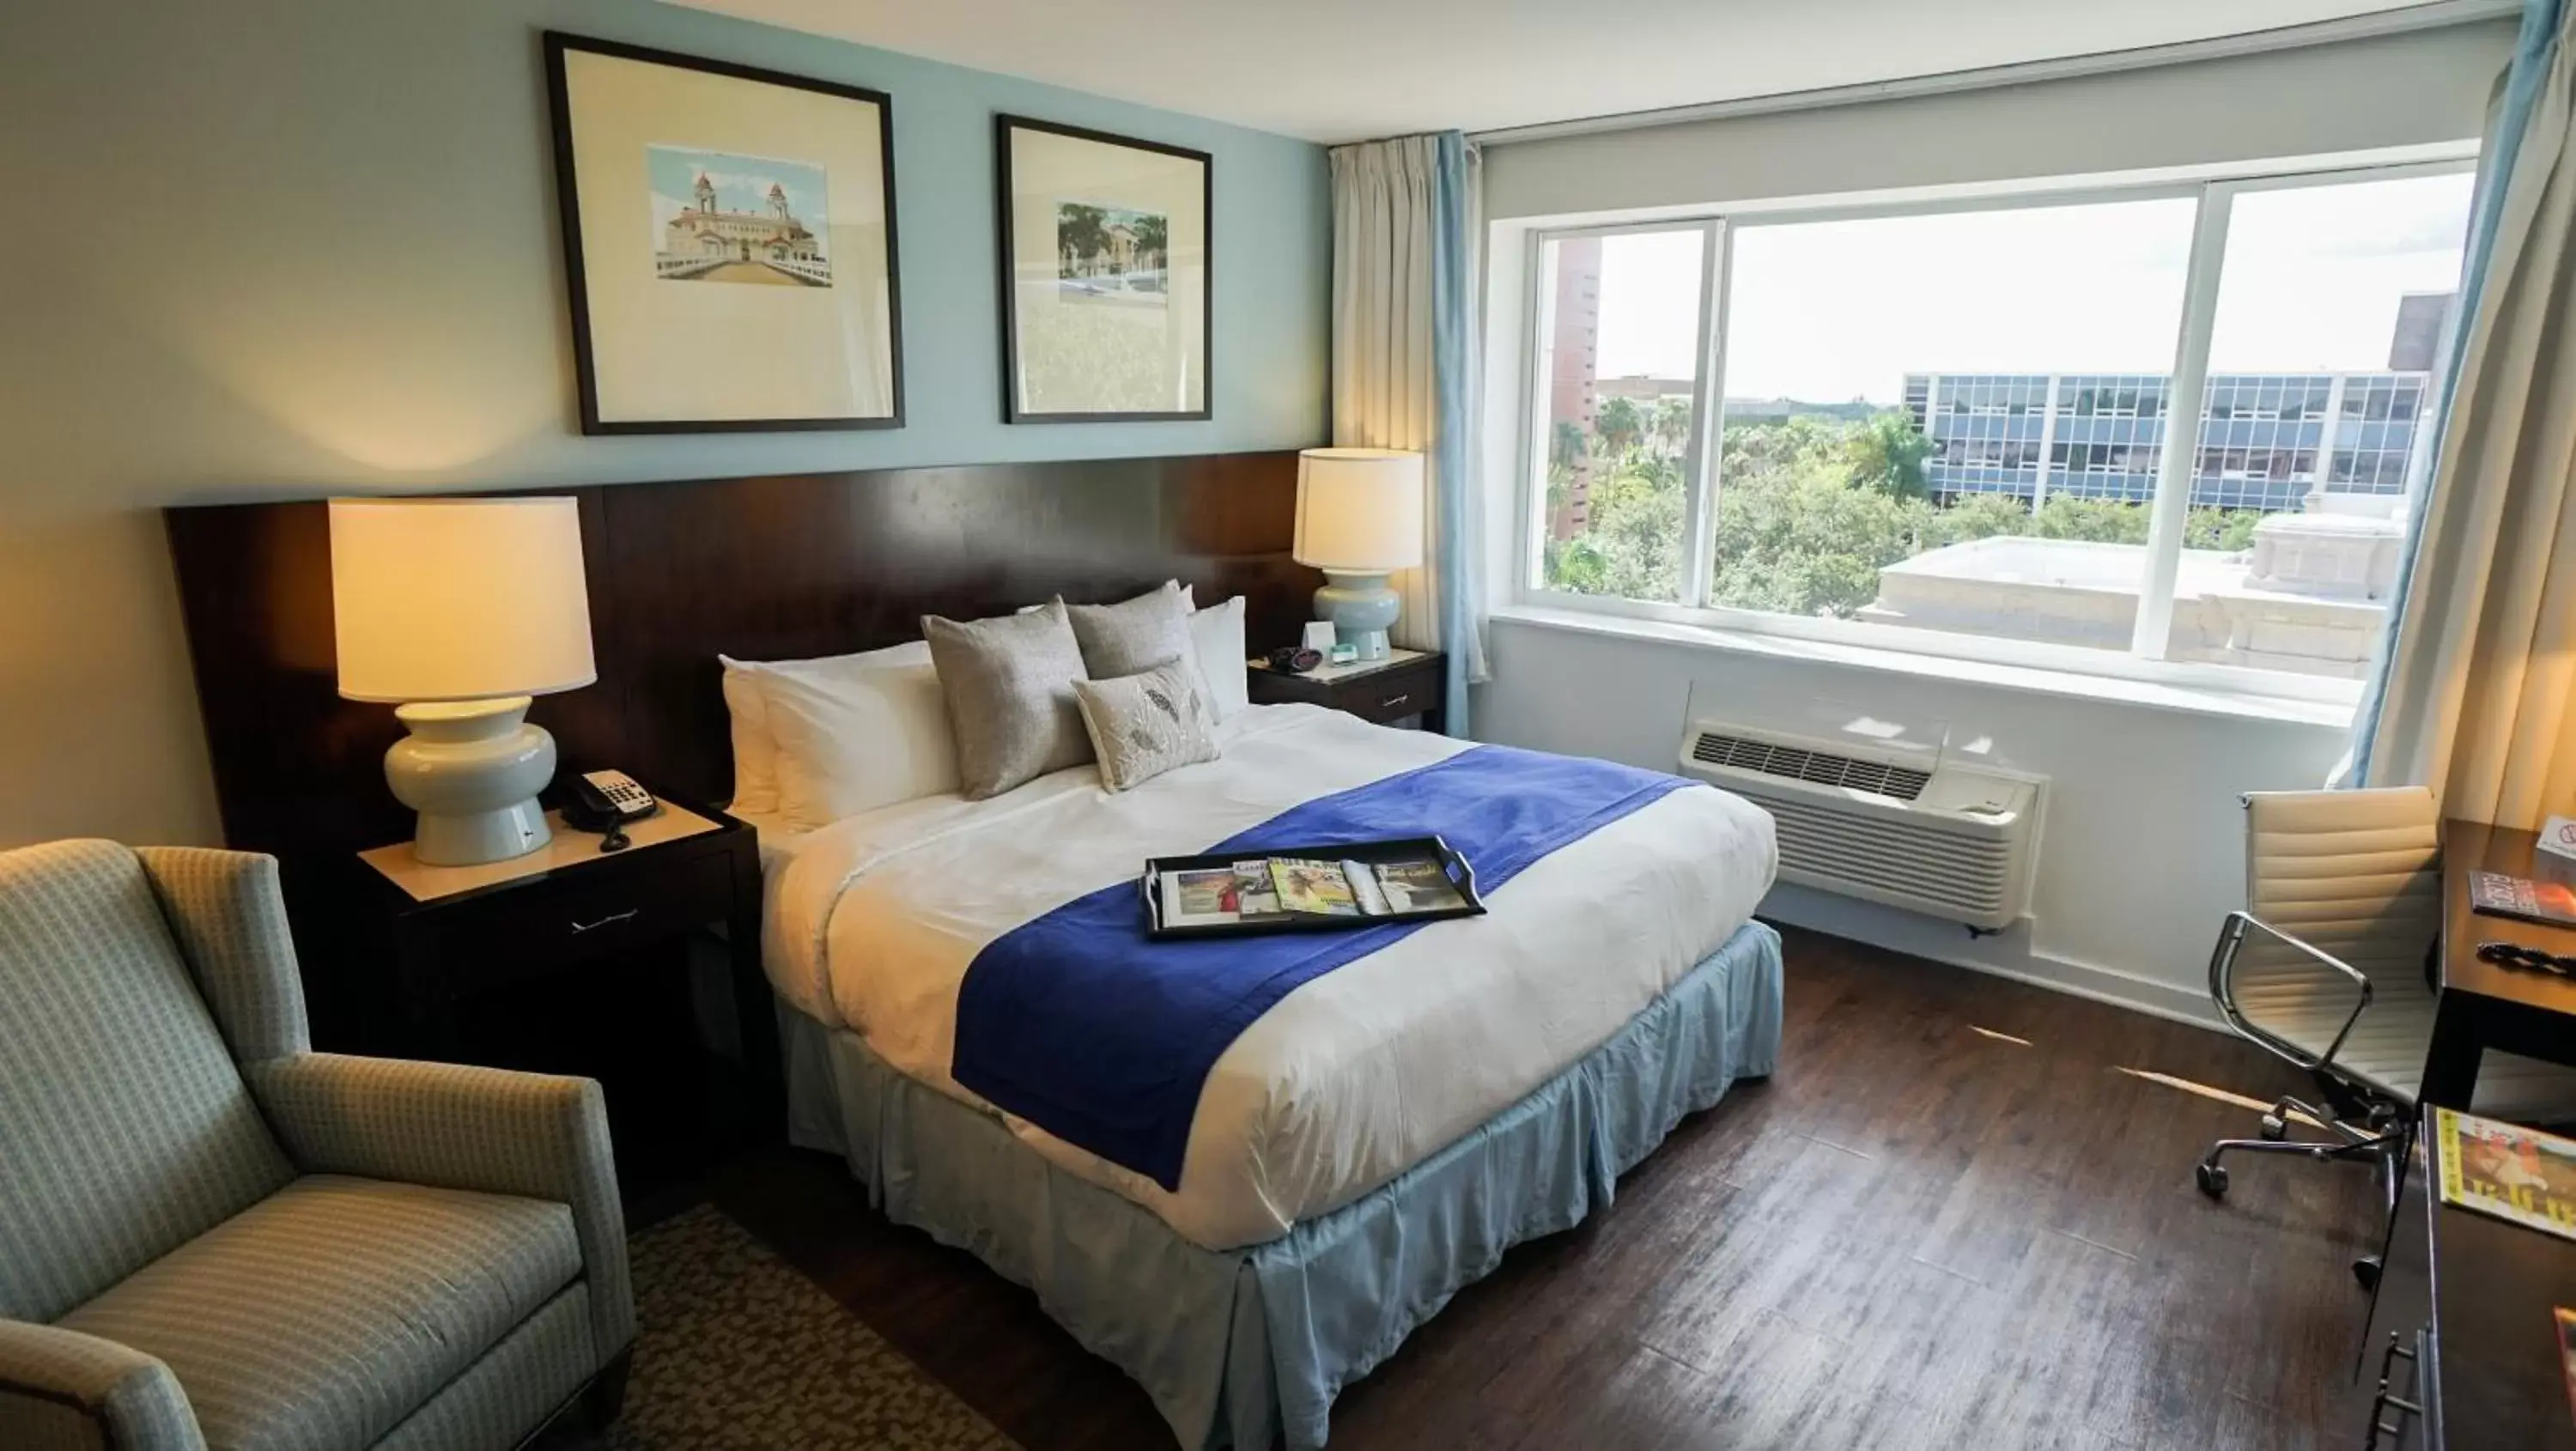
[1594, 396, 1644, 461]
[1131, 213, 1169, 275]
[1646, 395, 1694, 456]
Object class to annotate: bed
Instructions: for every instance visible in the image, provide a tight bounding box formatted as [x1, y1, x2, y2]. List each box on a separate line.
[750, 701, 1783, 1449]
[163, 466, 1784, 1449]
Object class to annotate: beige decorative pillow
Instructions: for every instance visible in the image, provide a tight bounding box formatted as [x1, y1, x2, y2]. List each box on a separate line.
[1072, 658, 1220, 793]
[922, 601, 1092, 800]
[1066, 581, 1193, 678]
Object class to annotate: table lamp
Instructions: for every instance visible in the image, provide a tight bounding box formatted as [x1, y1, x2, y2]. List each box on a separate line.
[330, 496, 597, 865]
[1293, 447, 1425, 663]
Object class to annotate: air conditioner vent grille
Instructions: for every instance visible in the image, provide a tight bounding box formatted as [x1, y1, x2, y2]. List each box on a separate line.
[1690, 732, 1930, 803]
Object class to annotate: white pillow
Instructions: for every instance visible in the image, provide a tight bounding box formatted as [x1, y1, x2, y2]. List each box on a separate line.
[725, 643, 961, 829]
[1185, 592, 1250, 720]
[719, 655, 794, 815]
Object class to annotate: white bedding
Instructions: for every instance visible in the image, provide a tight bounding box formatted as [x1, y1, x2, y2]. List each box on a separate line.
[762, 703, 1777, 1249]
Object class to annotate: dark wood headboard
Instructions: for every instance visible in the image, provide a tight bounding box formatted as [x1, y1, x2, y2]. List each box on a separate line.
[167, 452, 1317, 860]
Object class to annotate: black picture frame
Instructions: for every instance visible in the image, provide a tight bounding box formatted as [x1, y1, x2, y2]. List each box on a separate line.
[543, 31, 906, 435]
[994, 114, 1212, 424]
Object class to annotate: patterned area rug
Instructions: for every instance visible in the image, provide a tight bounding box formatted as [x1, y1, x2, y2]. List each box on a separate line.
[608, 1205, 1020, 1451]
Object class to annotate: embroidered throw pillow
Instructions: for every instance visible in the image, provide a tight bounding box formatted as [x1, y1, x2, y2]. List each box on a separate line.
[1071, 658, 1220, 793]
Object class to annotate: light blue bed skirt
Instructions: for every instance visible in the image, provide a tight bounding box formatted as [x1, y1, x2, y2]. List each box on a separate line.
[781, 920, 1785, 1450]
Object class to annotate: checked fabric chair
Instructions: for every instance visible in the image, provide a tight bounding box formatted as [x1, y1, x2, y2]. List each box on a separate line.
[0, 840, 634, 1451]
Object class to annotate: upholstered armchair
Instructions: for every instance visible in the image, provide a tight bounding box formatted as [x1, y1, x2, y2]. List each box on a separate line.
[0, 840, 634, 1451]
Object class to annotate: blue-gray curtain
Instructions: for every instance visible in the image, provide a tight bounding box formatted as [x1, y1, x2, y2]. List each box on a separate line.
[1328, 132, 1485, 737]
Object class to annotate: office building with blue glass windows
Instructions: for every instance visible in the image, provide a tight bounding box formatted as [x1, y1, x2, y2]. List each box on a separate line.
[1904, 369, 2433, 513]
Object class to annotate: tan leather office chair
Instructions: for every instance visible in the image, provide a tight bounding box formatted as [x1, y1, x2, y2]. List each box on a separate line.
[2201, 787, 2576, 1287]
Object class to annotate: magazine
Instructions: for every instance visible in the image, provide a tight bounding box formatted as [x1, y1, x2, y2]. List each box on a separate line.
[1147, 841, 1479, 932]
[2436, 1108, 2576, 1242]
[1159, 865, 1246, 930]
[1232, 859, 1285, 920]
[2469, 870, 2576, 929]
[1270, 859, 1364, 917]
[1372, 858, 1468, 914]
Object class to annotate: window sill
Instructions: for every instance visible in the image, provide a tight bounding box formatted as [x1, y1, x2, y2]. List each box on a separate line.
[1485, 604, 2360, 730]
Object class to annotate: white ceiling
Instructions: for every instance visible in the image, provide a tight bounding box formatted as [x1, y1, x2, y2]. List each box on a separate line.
[669, 0, 2463, 143]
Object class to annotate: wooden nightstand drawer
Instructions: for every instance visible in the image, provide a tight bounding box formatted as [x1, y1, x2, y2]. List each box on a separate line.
[1247, 647, 1448, 732]
[434, 847, 734, 989]
[1343, 659, 1440, 726]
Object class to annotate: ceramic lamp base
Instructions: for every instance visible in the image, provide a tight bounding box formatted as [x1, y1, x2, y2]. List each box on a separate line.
[1314, 570, 1400, 661]
[385, 696, 556, 865]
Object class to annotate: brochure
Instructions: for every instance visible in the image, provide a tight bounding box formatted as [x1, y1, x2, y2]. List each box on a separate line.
[2469, 870, 2576, 929]
[2559, 1307, 2576, 1430]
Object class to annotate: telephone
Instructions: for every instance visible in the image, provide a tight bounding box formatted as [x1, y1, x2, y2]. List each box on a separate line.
[562, 769, 658, 852]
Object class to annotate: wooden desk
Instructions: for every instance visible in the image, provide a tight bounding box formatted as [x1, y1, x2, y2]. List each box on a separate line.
[2429, 818, 2576, 1108]
[2352, 1106, 2576, 1449]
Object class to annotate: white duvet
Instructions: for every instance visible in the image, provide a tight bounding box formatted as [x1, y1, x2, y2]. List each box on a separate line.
[762, 703, 1777, 1249]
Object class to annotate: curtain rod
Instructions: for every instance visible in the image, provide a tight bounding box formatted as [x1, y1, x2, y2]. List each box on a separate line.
[1469, 0, 2520, 146]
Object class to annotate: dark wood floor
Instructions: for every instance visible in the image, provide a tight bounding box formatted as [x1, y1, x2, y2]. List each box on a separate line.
[706, 924, 2383, 1450]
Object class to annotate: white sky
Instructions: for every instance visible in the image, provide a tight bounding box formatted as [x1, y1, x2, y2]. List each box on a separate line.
[1590, 171, 2476, 404]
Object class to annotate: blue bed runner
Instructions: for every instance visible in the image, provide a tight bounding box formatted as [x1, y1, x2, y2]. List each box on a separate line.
[950, 744, 1699, 1191]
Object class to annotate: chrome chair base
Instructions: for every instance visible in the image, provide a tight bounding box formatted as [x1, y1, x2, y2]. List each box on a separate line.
[2197, 1090, 2404, 1290]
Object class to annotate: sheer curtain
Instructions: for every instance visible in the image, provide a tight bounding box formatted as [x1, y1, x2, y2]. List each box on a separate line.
[2351, 0, 2576, 828]
[1328, 132, 1485, 736]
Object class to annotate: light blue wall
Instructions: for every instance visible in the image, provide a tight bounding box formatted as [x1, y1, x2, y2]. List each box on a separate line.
[0, 0, 1330, 847]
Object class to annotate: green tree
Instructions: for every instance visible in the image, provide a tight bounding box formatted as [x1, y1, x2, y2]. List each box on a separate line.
[1843, 410, 1934, 500]
[1550, 419, 1588, 475]
[1547, 409, 2275, 621]
[1057, 203, 1108, 276]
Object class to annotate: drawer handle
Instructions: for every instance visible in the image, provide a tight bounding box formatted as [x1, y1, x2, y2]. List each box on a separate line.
[2362, 1330, 2421, 1449]
[1380, 693, 1412, 710]
[569, 908, 639, 934]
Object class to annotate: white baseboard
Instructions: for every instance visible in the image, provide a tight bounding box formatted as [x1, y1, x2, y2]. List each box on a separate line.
[1759, 882, 2227, 1034]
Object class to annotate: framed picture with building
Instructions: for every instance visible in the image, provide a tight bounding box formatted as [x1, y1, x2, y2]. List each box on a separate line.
[543, 33, 903, 434]
[995, 115, 1211, 423]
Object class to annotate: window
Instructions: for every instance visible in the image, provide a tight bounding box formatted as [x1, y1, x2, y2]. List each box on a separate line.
[1518, 158, 2476, 686]
[1531, 228, 1706, 602]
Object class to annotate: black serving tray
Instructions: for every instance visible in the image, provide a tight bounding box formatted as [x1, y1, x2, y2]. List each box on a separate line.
[1142, 835, 1487, 940]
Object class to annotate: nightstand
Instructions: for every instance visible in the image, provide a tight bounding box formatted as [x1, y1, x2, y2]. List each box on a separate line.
[323, 798, 780, 1197]
[1247, 647, 1446, 732]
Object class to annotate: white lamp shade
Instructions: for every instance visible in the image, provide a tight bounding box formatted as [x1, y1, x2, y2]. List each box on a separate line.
[330, 496, 597, 703]
[1293, 448, 1425, 573]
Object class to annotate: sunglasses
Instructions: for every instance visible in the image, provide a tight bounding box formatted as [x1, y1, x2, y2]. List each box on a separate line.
[2476, 940, 2576, 976]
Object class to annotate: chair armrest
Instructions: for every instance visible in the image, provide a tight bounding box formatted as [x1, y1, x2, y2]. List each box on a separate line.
[2209, 911, 2375, 1072]
[0, 1319, 204, 1451]
[243, 1053, 634, 1353]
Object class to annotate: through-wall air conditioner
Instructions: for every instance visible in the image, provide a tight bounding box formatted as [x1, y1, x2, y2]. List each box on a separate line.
[1678, 719, 2044, 931]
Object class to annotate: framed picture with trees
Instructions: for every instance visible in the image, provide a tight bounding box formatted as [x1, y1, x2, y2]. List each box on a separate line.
[994, 115, 1211, 422]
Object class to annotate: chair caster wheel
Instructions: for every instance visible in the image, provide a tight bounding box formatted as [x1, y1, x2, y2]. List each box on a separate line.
[2196, 1162, 2228, 1199]
[2353, 1256, 2380, 1292]
[2259, 1114, 2287, 1142]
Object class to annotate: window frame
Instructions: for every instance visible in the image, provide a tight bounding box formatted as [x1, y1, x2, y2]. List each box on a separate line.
[1509, 149, 2479, 707]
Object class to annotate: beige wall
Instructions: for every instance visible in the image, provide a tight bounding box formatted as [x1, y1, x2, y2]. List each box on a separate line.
[0, 0, 1329, 849]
